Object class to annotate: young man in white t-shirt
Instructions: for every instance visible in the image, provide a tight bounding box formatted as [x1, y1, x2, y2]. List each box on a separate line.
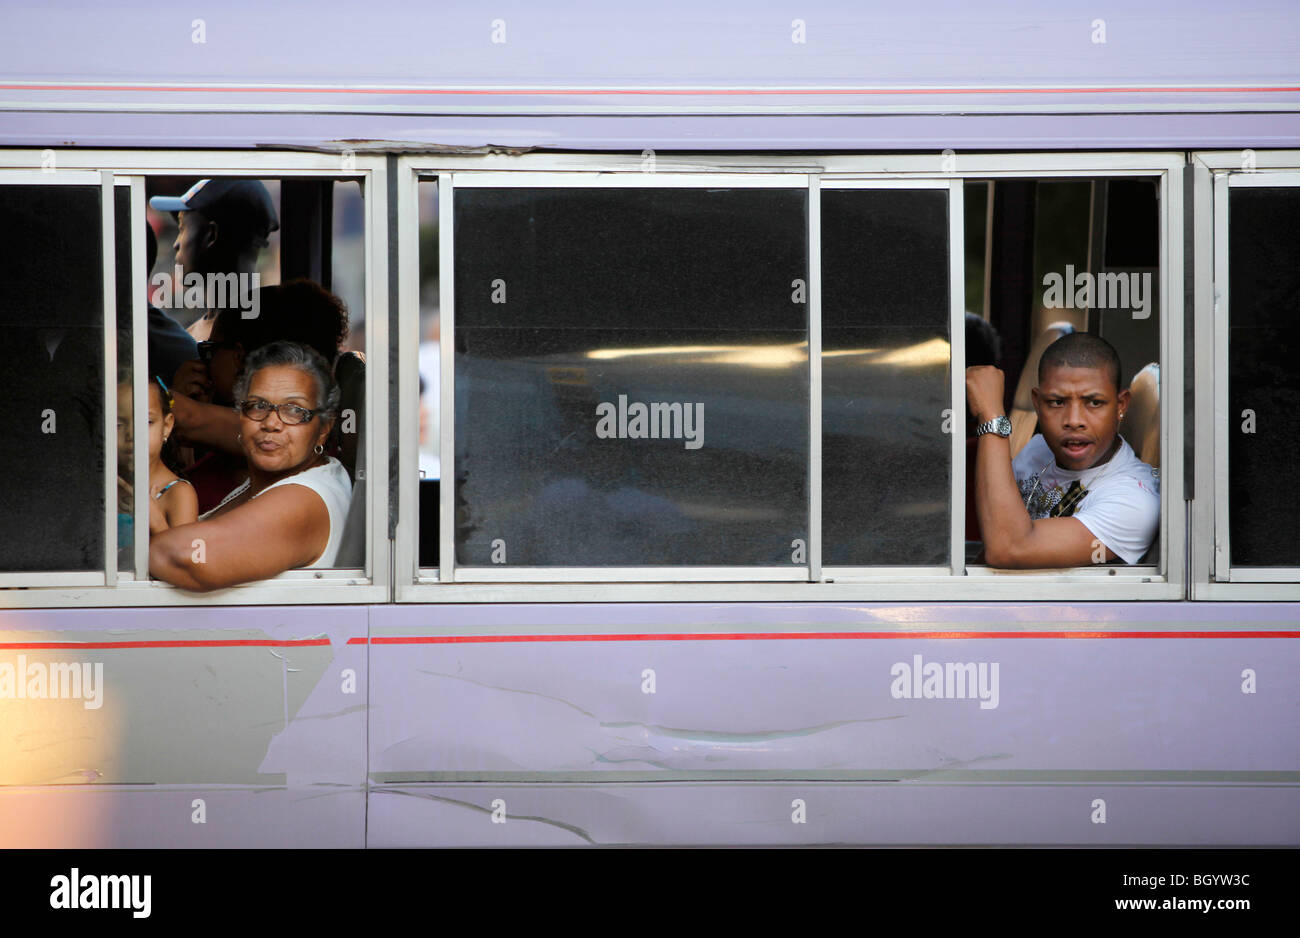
[965, 333, 1159, 567]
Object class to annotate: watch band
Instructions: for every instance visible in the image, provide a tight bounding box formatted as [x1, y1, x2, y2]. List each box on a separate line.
[976, 415, 1013, 438]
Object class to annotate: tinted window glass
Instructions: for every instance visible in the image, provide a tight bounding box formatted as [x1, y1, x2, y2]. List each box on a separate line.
[822, 188, 950, 565]
[454, 186, 808, 566]
[1228, 185, 1300, 566]
[0, 184, 105, 571]
[1104, 179, 1160, 269]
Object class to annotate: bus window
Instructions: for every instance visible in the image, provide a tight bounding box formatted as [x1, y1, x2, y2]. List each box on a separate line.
[821, 185, 952, 566]
[451, 183, 808, 568]
[1227, 184, 1300, 567]
[0, 182, 106, 573]
[143, 175, 368, 581]
[966, 176, 1162, 570]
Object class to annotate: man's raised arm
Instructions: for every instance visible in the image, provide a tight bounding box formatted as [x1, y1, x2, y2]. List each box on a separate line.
[965, 365, 1116, 569]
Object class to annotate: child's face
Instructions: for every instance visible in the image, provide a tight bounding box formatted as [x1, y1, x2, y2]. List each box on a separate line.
[116, 384, 133, 475]
[147, 384, 174, 462]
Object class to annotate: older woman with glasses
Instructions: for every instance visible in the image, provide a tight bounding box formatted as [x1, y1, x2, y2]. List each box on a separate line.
[168, 279, 351, 514]
[149, 341, 353, 590]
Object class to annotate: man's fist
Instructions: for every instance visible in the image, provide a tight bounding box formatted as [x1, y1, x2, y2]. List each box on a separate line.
[965, 365, 1006, 424]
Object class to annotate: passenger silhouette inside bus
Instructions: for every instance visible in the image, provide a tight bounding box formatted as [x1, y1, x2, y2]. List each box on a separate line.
[966, 332, 1159, 568]
[143, 223, 199, 387]
[149, 342, 352, 590]
[149, 178, 279, 342]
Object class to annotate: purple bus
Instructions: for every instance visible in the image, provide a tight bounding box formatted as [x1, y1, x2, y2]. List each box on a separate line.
[1, 0, 1298, 847]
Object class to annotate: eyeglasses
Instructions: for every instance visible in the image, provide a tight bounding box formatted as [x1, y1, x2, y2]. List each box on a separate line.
[236, 398, 316, 425]
[197, 340, 238, 363]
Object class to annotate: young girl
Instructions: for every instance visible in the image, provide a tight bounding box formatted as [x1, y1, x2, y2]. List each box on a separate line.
[145, 378, 199, 535]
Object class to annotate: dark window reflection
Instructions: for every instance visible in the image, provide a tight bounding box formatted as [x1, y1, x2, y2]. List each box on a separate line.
[0, 185, 105, 571]
[454, 187, 808, 566]
[822, 188, 950, 565]
[1229, 186, 1300, 566]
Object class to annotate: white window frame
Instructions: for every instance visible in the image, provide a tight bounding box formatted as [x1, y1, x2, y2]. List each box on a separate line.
[1193, 149, 1300, 599]
[396, 151, 1185, 603]
[0, 150, 390, 607]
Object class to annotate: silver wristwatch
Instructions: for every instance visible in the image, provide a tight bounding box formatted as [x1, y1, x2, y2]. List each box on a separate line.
[976, 415, 1013, 438]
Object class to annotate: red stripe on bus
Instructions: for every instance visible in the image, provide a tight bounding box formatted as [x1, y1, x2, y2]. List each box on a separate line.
[2, 632, 1292, 651]
[2, 84, 1299, 96]
[348, 630, 1300, 644]
[0, 638, 331, 649]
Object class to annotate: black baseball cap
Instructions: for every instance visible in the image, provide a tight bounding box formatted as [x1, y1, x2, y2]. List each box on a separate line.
[149, 179, 279, 239]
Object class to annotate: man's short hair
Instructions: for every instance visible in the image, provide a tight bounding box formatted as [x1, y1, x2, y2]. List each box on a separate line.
[1038, 332, 1122, 392]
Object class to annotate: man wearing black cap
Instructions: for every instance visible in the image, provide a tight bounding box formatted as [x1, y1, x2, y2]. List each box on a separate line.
[149, 178, 279, 342]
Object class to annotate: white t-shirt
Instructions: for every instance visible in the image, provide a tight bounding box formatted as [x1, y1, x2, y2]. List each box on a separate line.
[199, 457, 354, 567]
[1011, 434, 1159, 564]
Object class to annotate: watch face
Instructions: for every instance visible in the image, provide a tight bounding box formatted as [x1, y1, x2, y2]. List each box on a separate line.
[980, 416, 1012, 436]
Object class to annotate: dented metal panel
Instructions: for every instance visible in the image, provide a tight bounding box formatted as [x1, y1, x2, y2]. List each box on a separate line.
[3, 602, 1297, 845]
[0, 606, 367, 847]
[368, 784, 1300, 847]
[365, 602, 1300, 845]
[368, 602, 1299, 780]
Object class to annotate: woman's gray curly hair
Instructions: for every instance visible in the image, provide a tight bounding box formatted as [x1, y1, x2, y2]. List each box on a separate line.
[232, 340, 341, 422]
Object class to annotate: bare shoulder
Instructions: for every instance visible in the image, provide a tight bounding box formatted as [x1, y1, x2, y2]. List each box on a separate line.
[161, 477, 199, 524]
